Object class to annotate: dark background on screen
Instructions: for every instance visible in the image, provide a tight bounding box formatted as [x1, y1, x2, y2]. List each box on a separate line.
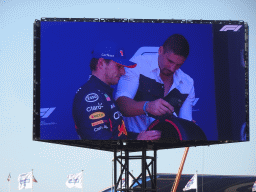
[40, 21, 217, 140]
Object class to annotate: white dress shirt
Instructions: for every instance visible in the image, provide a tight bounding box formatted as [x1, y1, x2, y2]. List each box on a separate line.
[115, 54, 195, 133]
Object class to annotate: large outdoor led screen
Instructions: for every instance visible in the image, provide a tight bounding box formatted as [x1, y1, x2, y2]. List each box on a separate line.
[33, 18, 248, 151]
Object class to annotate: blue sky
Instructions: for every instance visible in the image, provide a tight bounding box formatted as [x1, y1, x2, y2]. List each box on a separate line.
[0, 0, 255, 191]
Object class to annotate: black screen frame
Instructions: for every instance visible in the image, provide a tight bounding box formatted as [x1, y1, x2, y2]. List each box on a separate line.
[33, 18, 249, 152]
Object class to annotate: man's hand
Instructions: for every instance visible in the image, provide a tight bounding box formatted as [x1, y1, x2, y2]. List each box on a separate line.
[137, 130, 161, 140]
[146, 98, 174, 116]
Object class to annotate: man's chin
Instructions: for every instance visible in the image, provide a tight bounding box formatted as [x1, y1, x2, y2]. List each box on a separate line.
[112, 78, 120, 85]
[162, 71, 173, 76]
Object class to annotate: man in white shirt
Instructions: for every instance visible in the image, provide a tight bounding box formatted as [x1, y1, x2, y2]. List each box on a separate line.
[115, 34, 195, 135]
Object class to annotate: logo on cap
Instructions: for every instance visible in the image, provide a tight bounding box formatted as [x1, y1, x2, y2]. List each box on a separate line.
[101, 53, 114, 57]
[120, 50, 124, 57]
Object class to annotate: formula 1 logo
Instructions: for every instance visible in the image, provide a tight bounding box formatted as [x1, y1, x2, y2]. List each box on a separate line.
[40, 107, 56, 118]
[85, 93, 99, 102]
[219, 25, 242, 31]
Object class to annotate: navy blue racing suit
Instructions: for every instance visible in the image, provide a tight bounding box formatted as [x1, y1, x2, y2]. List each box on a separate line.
[72, 75, 128, 140]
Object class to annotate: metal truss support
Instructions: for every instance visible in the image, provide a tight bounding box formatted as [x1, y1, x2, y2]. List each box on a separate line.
[113, 149, 157, 192]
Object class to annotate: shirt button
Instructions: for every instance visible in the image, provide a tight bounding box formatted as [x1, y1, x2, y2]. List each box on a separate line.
[148, 90, 150, 92]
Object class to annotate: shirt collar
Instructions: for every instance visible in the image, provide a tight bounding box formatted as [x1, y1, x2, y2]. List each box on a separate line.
[150, 54, 183, 84]
[89, 75, 114, 95]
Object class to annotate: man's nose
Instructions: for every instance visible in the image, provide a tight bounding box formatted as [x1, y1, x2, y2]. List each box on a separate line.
[169, 64, 177, 72]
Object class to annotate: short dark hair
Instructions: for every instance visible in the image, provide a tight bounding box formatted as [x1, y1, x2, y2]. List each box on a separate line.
[89, 58, 111, 71]
[162, 34, 189, 59]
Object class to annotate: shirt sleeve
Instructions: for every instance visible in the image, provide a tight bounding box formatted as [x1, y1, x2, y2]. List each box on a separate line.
[73, 91, 113, 140]
[178, 84, 195, 121]
[115, 63, 140, 100]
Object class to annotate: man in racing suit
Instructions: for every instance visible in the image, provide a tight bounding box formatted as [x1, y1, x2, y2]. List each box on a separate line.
[72, 40, 161, 140]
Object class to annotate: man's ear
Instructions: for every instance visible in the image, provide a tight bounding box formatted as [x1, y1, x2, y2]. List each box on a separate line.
[158, 46, 164, 55]
[97, 58, 105, 70]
